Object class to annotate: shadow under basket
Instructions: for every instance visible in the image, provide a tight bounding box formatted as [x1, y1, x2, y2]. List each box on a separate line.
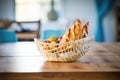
[34, 36, 94, 62]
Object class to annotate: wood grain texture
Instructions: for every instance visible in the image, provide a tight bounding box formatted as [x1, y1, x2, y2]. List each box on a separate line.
[0, 72, 120, 80]
[0, 42, 120, 80]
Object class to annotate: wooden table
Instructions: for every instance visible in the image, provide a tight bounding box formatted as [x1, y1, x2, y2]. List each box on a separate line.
[0, 42, 120, 80]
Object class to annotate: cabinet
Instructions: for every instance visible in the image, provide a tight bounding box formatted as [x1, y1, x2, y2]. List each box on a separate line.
[15, 21, 41, 41]
[0, 20, 41, 41]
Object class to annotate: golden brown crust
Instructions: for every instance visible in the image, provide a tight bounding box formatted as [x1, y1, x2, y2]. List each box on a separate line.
[61, 19, 89, 43]
[80, 21, 89, 38]
[61, 28, 71, 42]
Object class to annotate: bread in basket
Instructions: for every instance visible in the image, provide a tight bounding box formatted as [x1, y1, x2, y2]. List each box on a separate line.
[34, 19, 94, 62]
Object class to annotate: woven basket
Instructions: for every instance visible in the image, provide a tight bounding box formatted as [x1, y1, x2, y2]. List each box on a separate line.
[34, 36, 94, 62]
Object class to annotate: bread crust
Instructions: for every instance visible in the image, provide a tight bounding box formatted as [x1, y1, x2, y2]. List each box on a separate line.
[61, 19, 89, 43]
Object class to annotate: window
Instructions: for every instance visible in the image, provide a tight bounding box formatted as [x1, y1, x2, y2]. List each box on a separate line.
[15, 0, 60, 22]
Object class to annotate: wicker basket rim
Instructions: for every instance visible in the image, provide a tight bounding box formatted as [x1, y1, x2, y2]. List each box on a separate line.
[34, 35, 94, 45]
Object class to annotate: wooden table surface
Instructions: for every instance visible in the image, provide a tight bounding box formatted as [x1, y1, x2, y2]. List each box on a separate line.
[0, 42, 120, 80]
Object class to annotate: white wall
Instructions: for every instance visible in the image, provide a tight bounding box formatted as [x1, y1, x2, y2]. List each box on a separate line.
[60, 0, 97, 36]
[60, 0, 120, 42]
[0, 0, 15, 20]
[103, 8, 116, 42]
[103, 0, 120, 42]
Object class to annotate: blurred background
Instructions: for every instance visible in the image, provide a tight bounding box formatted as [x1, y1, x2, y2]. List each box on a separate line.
[0, 0, 120, 42]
